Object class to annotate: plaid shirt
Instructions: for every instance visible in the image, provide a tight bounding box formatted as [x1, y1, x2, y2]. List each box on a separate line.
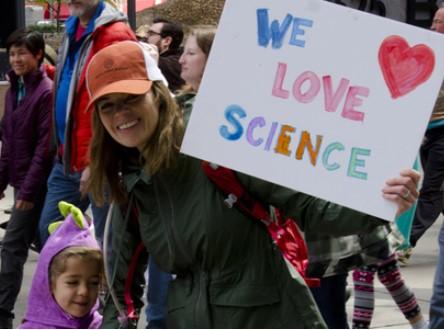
[305, 223, 392, 278]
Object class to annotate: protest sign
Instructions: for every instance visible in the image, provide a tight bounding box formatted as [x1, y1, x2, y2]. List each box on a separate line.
[181, 0, 444, 220]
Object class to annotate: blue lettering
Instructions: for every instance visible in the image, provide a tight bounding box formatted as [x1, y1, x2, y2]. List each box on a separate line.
[219, 105, 246, 141]
[289, 17, 314, 47]
[257, 9, 293, 49]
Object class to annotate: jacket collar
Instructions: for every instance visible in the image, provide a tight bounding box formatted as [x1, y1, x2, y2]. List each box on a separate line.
[123, 167, 151, 192]
[7, 65, 46, 90]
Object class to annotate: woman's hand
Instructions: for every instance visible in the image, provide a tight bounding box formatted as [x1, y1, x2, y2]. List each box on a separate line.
[79, 166, 90, 196]
[382, 168, 420, 217]
[15, 200, 34, 211]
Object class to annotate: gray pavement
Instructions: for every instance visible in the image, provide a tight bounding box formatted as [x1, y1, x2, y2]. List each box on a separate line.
[0, 184, 440, 328]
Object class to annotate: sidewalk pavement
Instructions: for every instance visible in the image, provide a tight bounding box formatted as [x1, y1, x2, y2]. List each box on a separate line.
[0, 185, 440, 328]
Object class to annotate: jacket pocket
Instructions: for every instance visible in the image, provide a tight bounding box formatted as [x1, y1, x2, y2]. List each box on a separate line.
[167, 277, 192, 313]
[209, 284, 283, 328]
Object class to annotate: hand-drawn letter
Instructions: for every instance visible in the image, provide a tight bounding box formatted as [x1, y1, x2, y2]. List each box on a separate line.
[257, 9, 293, 49]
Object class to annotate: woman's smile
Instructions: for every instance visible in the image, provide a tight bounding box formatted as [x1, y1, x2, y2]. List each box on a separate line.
[117, 119, 140, 130]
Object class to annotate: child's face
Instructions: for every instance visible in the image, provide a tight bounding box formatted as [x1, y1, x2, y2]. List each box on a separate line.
[51, 256, 100, 318]
[8, 44, 41, 77]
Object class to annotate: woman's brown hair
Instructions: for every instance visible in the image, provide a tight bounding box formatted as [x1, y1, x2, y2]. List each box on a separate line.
[87, 81, 184, 205]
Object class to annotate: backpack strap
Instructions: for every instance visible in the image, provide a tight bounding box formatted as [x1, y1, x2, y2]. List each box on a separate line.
[202, 161, 319, 287]
[124, 242, 146, 324]
[201, 161, 270, 223]
[121, 200, 148, 326]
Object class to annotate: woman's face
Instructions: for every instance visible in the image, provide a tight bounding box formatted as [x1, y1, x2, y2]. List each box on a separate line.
[96, 92, 159, 151]
[179, 35, 208, 91]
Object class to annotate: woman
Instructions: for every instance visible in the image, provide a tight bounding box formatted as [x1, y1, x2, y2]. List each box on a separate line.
[177, 27, 214, 122]
[0, 28, 54, 328]
[85, 36, 419, 328]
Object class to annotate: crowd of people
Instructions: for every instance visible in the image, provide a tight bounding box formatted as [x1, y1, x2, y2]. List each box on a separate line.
[0, 0, 442, 328]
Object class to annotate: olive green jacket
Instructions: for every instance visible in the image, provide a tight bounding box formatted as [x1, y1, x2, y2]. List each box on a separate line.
[101, 153, 387, 328]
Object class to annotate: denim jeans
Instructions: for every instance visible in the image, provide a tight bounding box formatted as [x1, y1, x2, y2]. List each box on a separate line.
[145, 258, 172, 329]
[310, 273, 349, 329]
[38, 162, 108, 247]
[430, 220, 444, 328]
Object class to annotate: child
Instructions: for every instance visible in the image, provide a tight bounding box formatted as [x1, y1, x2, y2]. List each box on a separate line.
[20, 202, 103, 329]
[0, 28, 54, 329]
[352, 223, 427, 329]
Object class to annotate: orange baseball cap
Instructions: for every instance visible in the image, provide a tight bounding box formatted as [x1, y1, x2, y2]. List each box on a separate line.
[85, 40, 167, 111]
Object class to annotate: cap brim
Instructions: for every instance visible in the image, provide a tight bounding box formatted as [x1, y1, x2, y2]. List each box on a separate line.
[86, 80, 153, 112]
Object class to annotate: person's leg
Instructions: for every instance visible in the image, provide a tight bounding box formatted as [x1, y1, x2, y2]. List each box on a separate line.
[145, 258, 172, 329]
[410, 128, 444, 247]
[38, 163, 90, 247]
[352, 265, 377, 328]
[310, 273, 349, 329]
[0, 189, 45, 327]
[376, 254, 425, 328]
[430, 221, 444, 328]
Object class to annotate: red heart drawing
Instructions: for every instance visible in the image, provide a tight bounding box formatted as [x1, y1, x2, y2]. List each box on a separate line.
[378, 35, 435, 99]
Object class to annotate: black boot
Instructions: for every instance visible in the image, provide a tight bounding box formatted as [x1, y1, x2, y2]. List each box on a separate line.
[0, 310, 13, 329]
[0, 316, 13, 329]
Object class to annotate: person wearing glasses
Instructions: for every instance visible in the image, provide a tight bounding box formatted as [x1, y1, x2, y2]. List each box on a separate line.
[147, 18, 185, 93]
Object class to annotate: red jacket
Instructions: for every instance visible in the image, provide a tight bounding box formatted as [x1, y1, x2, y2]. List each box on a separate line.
[54, 3, 136, 172]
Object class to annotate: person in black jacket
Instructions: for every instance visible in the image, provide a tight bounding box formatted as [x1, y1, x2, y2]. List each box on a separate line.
[146, 17, 185, 93]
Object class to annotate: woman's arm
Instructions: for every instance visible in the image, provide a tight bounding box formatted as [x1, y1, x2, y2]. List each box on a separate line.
[237, 169, 419, 236]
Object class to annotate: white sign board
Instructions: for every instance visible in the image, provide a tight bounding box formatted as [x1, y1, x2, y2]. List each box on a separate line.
[181, 0, 444, 220]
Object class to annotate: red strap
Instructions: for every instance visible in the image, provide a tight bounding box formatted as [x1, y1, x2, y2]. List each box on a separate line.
[202, 161, 320, 287]
[201, 161, 269, 220]
[124, 242, 146, 321]
[267, 218, 320, 287]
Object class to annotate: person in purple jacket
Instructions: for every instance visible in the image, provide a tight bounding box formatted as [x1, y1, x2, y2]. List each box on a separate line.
[0, 28, 55, 328]
[21, 202, 103, 329]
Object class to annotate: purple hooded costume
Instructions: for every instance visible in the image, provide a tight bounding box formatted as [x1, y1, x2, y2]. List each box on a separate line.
[20, 213, 102, 329]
